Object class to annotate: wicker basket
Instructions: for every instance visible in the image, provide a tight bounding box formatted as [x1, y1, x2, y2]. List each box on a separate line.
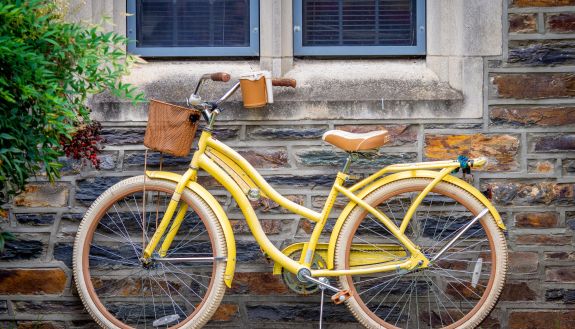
[144, 100, 201, 157]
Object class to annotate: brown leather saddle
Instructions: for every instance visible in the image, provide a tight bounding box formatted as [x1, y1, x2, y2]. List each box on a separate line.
[322, 130, 390, 152]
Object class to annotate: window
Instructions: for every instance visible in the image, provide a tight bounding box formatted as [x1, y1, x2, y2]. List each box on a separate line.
[294, 0, 425, 56]
[127, 0, 259, 57]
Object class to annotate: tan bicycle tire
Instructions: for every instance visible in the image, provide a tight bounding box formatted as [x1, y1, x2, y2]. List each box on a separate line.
[334, 178, 508, 329]
[73, 176, 227, 329]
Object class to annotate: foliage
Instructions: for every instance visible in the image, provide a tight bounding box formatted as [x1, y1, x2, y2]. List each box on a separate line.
[61, 121, 103, 169]
[0, 0, 145, 200]
[0, 229, 15, 253]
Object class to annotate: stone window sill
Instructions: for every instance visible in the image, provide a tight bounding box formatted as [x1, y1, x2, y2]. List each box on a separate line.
[91, 59, 463, 122]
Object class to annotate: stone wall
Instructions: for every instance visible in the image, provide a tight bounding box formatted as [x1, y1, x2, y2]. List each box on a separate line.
[1, 1, 575, 328]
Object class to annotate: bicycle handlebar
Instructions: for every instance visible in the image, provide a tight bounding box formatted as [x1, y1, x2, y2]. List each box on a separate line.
[271, 78, 296, 88]
[209, 72, 231, 82]
[193, 75, 298, 117]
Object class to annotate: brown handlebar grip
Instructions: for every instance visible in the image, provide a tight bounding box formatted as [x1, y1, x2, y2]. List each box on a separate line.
[271, 78, 297, 88]
[210, 72, 231, 82]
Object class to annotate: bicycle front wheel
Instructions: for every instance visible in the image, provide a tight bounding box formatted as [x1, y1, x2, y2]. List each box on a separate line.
[73, 176, 227, 329]
[334, 178, 507, 329]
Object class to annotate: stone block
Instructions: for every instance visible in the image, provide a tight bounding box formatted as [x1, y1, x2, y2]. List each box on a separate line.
[0, 268, 67, 294]
[508, 40, 575, 66]
[209, 304, 240, 322]
[531, 134, 575, 152]
[0, 239, 44, 261]
[266, 174, 336, 188]
[424, 123, 483, 129]
[515, 212, 558, 228]
[17, 322, 66, 329]
[75, 176, 125, 205]
[564, 159, 575, 175]
[491, 73, 575, 99]
[427, 0, 502, 56]
[489, 106, 575, 127]
[482, 181, 575, 206]
[335, 124, 418, 146]
[424, 134, 520, 171]
[508, 311, 575, 329]
[546, 289, 575, 303]
[516, 234, 572, 245]
[547, 267, 575, 282]
[246, 303, 356, 322]
[509, 251, 539, 273]
[123, 152, 193, 170]
[53, 243, 73, 268]
[546, 13, 575, 33]
[13, 183, 68, 208]
[238, 149, 289, 168]
[295, 149, 417, 168]
[312, 195, 348, 210]
[509, 13, 537, 33]
[247, 125, 327, 140]
[568, 212, 575, 230]
[0, 321, 14, 329]
[512, 0, 575, 7]
[56, 151, 117, 175]
[232, 195, 304, 215]
[13, 300, 86, 313]
[546, 251, 575, 261]
[459, 57, 485, 118]
[528, 159, 556, 174]
[236, 240, 266, 263]
[61, 213, 85, 222]
[298, 218, 335, 236]
[206, 126, 241, 140]
[426, 56, 449, 82]
[229, 219, 282, 235]
[14, 213, 56, 226]
[229, 272, 290, 295]
[100, 127, 145, 145]
[500, 282, 537, 301]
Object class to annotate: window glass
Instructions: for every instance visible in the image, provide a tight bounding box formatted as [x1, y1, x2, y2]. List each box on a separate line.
[127, 0, 259, 57]
[295, 0, 425, 56]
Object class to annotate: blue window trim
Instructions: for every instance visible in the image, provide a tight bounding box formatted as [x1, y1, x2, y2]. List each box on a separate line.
[293, 0, 426, 56]
[126, 0, 259, 57]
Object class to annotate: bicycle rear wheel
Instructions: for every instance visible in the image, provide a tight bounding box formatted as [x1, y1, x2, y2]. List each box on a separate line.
[334, 178, 507, 329]
[73, 176, 227, 329]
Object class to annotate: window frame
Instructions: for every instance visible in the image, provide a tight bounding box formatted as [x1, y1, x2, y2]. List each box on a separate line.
[293, 0, 426, 56]
[126, 0, 260, 57]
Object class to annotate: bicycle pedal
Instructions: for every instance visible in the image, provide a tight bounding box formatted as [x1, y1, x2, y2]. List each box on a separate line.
[331, 290, 351, 304]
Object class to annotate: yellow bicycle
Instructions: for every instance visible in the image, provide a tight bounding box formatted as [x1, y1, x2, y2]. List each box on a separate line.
[73, 72, 508, 329]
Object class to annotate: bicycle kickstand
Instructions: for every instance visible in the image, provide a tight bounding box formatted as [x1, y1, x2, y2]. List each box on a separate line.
[318, 277, 329, 329]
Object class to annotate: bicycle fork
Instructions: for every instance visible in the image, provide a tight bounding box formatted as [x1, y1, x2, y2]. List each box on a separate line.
[142, 169, 194, 259]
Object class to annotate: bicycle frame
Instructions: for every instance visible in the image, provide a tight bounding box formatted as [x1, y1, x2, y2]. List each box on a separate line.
[142, 127, 506, 281]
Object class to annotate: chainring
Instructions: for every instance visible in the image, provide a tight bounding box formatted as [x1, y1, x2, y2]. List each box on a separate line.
[281, 250, 327, 295]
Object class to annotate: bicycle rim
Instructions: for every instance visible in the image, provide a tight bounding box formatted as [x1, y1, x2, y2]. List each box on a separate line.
[74, 176, 226, 329]
[335, 178, 507, 329]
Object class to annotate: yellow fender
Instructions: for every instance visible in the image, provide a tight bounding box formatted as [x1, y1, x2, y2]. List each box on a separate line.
[326, 170, 506, 270]
[146, 171, 236, 288]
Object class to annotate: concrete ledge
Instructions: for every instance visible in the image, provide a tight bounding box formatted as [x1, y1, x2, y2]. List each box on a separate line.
[91, 60, 464, 121]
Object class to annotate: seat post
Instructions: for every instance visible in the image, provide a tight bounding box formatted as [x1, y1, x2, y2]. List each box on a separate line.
[342, 153, 354, 174]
